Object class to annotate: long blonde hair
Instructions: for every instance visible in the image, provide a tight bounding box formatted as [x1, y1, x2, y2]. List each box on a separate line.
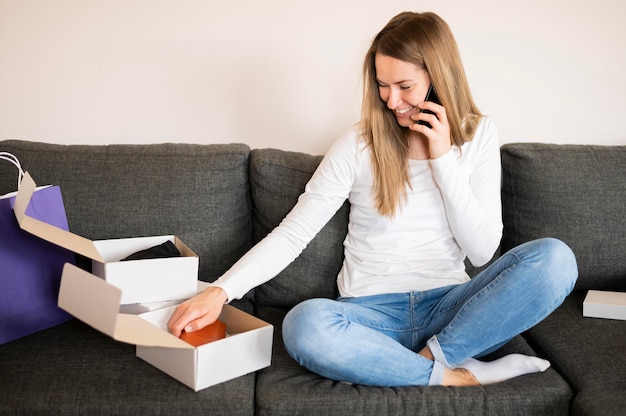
[361, 12, 482, 217]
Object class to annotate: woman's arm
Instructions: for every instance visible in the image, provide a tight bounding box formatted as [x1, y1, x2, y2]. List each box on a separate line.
[430, 118, 503, 266]
[168, 129, 360, 335]
[212, 130, 359, 300]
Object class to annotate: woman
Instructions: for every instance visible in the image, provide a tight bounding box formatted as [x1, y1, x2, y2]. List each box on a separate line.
[168, 11, 577, 387]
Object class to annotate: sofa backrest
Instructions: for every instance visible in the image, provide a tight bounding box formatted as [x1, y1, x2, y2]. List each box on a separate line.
[501, 143, 626, 291]
[0, 140, 253, 283]
[246, 146, 505, 309]
[5, 139, 622, 305]
[249, 148, 349, 308]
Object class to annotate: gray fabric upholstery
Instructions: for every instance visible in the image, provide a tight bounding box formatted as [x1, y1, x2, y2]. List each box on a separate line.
[0, 140, 253, 282]
[255, 306, 572, 416]
[1, 139, 624, 415]
[501, 143, 626, 416]
[249, 148, 349, 308]
[526, 292, 626, 416]
[500, 143, 626, 291]
[0, 318, 255, 416]
[0, 140, 255, 415]
[249, 147, 573, 415]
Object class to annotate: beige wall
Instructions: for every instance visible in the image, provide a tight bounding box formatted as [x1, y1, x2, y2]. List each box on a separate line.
[1, 0, 625, 155]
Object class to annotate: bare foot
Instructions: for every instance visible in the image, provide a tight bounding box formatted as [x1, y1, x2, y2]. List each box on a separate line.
[420, 347, 550, 386]
[418, 346, 434, 360]
[442, 367, 480, 386]
[419, 346, 479, 386]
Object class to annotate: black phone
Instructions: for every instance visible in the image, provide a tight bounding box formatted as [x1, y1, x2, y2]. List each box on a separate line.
[417, 84, 441, 128]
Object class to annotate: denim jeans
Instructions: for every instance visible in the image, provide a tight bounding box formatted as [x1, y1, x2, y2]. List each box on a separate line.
[282, 238, 577, 386]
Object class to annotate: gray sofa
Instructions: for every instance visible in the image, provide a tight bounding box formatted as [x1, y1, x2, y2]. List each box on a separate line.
[0, 139, 624, 416]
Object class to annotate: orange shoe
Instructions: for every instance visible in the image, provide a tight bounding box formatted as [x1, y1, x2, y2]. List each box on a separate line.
[180, 320, 227, 347]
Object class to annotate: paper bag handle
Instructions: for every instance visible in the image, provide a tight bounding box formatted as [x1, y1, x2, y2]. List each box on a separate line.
[0, 152, 25, 188]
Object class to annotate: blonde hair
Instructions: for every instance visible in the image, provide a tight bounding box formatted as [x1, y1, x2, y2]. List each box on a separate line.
[361, 12, 482, 217]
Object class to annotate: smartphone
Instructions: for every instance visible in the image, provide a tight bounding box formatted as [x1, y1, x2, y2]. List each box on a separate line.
[417, 84, 441, 129]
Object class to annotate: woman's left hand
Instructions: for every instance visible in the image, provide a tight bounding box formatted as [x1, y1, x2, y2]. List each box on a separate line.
[410, 101, 452, 159]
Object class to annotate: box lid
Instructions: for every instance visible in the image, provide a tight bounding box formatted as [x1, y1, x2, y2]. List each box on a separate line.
[58, 262, 193, 349]
[585, 290, 626, 307]
[14, 172, 198, 265]
[14, 172, 106, 262]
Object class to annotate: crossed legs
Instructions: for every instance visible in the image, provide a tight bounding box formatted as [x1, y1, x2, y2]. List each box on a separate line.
[282, 238, 577, 386]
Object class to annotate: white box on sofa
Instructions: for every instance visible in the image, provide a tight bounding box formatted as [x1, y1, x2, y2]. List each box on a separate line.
[89, 235, 198, 304]
[58, 263, 274, 391]
[583, 290, 626, 321]
[13, 172, 198, 304]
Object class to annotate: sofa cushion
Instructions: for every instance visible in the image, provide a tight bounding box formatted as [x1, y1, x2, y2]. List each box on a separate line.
[249, 148, 349, 308]
[0, 140, 253, 282]
[254, 305, 573, 416]
[525, 291, 626, 416]
[0, 317, 255, 416]
[500, 143, 626, 291]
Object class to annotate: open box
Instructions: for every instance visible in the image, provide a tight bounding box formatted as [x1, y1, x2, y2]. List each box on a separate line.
[13, 172, 198, 304]
[59, 263, 274, 391]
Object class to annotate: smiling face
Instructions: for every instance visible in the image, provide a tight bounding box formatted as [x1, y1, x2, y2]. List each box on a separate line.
[375, 54, 431, 128]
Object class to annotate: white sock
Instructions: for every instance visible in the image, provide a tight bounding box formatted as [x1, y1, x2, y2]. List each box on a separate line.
[458, 354, 551, 385]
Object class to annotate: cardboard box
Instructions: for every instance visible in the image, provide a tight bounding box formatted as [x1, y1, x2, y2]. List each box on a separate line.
[119, 281, 213, 314]
[59, 263, 274, 391]
[583, 290, 626, 321]
[13, 172, 198, 304]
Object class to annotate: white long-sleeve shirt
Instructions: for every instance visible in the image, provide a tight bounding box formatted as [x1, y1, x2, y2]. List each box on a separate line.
[211, 117, 503, 300]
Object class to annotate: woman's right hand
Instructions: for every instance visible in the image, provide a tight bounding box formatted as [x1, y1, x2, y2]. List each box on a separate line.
[167, 286, 228, 337]
[411, 100, 452, 160]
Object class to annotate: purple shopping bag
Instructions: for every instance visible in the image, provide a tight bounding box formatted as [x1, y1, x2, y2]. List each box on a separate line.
[0, 160, 76, 345]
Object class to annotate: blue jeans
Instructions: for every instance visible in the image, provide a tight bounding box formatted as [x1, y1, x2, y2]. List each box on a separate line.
[282, 238, 577, 386]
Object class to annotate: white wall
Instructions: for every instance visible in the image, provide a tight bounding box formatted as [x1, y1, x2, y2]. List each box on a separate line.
[1, 0, 625, 155]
